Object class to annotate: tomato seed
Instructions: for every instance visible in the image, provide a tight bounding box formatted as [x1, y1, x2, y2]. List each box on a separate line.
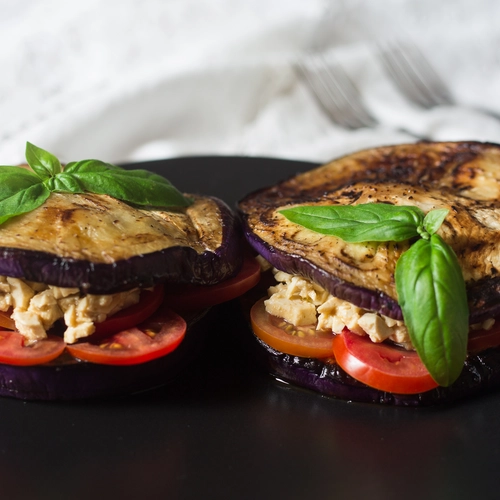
[99, 342, 123, 350]
[144, 329, 157, 339]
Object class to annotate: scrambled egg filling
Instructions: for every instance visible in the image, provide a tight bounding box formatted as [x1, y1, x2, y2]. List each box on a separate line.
[265, 268, 412, 349]
[0, 276, 140, 344]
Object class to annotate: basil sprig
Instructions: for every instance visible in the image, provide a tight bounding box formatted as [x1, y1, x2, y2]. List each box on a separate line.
[279, 203, 468, 387]
[0, 142, 192, 225]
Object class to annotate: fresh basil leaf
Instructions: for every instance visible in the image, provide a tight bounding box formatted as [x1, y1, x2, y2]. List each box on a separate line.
[279, 204, 424, 242]
[0, 182, 51, 225]
[395, 234, 468, 386]
[65, 160, 191, 206]
[0, 143, 193, 228]
[423, 208, 449, 236]
[109, 168, 178, 186]
[0, 167, 42, 200]
[68, 168, 192, 207]
[45, 173, 85, 194]
[66, 160, 173, 185]
[25, 142, 62, 179]
[63, 159, 121, 174]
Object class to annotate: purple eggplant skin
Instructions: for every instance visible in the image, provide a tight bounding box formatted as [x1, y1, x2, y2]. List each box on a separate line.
[254, 337, 500, 406]
[0, 196, 243, 294]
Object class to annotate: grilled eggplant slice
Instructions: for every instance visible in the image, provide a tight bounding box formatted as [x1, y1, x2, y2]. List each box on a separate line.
[239, 141, 500, 323]
[0, 192, 242, 294]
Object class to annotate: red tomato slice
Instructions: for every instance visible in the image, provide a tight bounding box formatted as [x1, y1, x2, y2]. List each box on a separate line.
[0, 331, 66, 366]
[66, 307, 186, 365]
[92, 285, 165, 338]
[332, 328, 439, 394]
[164, 255, 261, 311]
[250, 298, 335, 358]
[468, 320, 500, 352]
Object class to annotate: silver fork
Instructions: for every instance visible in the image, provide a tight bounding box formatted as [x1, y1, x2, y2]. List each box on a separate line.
[295, 52, 425, 139]
[295, 52, 378, 130]
[377, 41, 454, 109]
[378, 41, 500, 122]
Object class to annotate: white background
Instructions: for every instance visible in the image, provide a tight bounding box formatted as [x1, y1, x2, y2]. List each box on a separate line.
[1, 0, 500, 165]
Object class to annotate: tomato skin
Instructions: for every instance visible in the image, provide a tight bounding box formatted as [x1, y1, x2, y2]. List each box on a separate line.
[332, 328, 439, 394]
[250, 298, 335, 358]
[468, 321, 500, 352]
[66, 307, 186, 366]
[163, 255, 261, 311]
[0, 331, 66, 366]
[92, 285, 165, 338]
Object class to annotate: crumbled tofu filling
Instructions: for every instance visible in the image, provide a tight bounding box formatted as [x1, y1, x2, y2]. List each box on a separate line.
[264, 267, 495, 351]
[0, 276, 141, 344]
[265, 268, 412, 348]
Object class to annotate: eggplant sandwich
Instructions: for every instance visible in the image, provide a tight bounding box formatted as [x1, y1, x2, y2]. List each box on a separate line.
[0, 143, 260, 400]
[239, 141, 500, 406]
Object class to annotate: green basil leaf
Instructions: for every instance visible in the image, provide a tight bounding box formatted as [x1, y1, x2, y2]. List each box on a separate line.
[66, 160, 173, 185]
[63, 159, 121, 174]
[25, 142, 62, 179]
[395, 234, 468, 386]
[423, 208, 449, 235]
[279, 203, 424, 242]
[0, 143, 193, 228]
[0, 182, 51, 225]
[108, 168, 178, 186]
[46, 173, 85, 194]
[0, 167, 42, 200]
[68, 168, 192, 207]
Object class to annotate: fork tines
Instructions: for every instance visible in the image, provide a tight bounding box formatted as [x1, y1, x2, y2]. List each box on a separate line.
[378, 42, 455, 109]
[296, 53, 378, 129]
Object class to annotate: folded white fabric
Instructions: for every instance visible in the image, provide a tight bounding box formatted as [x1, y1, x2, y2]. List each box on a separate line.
[1, 0, 499, 166]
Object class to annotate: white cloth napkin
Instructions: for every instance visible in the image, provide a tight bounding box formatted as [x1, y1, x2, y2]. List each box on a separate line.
[1, 0, 500, 166]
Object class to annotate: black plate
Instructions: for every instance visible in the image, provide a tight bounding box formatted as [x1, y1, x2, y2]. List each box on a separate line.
[3, 156, 500, 500]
